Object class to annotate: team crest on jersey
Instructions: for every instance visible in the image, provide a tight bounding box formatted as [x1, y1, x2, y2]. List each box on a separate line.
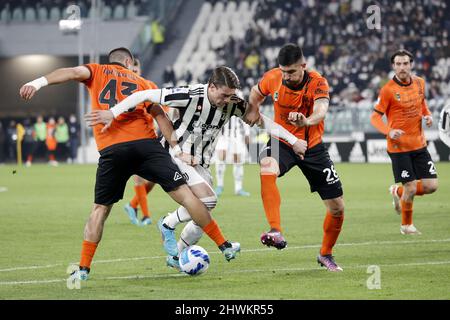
[273, 92, 279, 101]
[395, 93, 401, 101]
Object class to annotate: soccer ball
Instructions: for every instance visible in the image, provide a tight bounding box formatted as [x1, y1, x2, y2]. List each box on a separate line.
[179, 245, 210, 276]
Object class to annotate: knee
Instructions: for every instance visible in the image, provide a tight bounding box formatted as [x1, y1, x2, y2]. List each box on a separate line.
[403, 182, 417, 197]
[328, 198, 345, 216]
[260, 157, 279, 176]
[424, 180, 438, 194]
[200, 194, 217, 210]
[89, 204, 110, 225]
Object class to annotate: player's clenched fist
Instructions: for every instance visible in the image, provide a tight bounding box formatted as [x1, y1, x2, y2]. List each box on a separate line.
[388, 129, 405, 140]
[19, 85, 37, 100]
[292, 138, 307, 159]
[288, 112, 309, 127]
[19, 76, 48, 100]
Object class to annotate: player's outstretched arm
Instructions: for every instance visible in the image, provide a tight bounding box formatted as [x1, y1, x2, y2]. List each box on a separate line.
[244, 85, 265, 126]
[109, 89, 162, 118]
[258, 114, 307, 158]
[19, 66, 90, 100]
[85, 89, 162, 131]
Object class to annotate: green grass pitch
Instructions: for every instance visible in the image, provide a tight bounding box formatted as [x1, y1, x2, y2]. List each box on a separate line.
[0, 162, 449, 299]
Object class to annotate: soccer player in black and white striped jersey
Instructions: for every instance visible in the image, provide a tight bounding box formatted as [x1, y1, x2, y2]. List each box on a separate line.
[215, 115, 251, 197]
[86, 66, 307, 270]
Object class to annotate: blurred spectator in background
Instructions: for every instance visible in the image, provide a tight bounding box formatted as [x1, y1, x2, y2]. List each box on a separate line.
[6, 120, 17, 162]
[55, 116, 69, 162]
[174, 0, 450, 120]
[22, 118, 35, 167]
[68, 114, 79, 164]
[34, 115, 47, 162]
[163, 66, 176, 86]
[46, 117, 58, 166]
[0, 122, 5, 164]
[151, 18, 165, 55]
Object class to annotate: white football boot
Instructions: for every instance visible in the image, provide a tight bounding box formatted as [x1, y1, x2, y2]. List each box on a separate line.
[400, 224, 422, 235]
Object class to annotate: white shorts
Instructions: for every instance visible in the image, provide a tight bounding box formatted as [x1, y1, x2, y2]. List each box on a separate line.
[173, 157, 214, 189]
[216, 135, 247, 156]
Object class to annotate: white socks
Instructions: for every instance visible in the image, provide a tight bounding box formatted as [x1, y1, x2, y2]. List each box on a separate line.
[233, 163, 243, 193]
[177, 221, 204, 253]
[163, 206, 191, 229]
[215, 161, 226, 188]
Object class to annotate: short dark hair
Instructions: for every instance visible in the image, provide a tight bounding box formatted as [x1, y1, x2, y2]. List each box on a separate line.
[108, 47, 134, 63]
[391, 49, 414, 64]
[278, 43, 304, 66]
[208, 66, 240, 89]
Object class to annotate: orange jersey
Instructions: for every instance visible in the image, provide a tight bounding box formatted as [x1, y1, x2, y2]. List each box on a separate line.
[258, 68, 330, 148]
[374, 75, 431, 153]
[83, 63, 157, 151]
[46, 123, 57, 150]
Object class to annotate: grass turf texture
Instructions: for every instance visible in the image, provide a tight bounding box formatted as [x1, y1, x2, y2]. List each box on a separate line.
[0, 163, 449, 299]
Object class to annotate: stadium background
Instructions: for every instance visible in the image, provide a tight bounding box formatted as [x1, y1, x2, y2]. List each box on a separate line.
[1, 0, 450, 302]
[1, 0, 449, 164]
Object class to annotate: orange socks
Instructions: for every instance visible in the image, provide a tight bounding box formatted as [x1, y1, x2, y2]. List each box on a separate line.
[415, 181, 424, 196]
[396, 181, 421, 225]
[401, 200, 413, 225]
[202, 219, 226, 247]
[320, 212, 344, 256]
[134, 185, 150, 218]
[130, 194, 139, 209]
[130, 182, 154, 212]
[79, 240, 98, 269]
[396, 181, 424, 197]
[261, 174, 282, 232]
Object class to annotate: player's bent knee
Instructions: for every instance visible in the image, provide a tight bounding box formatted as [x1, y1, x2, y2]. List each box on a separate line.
[92, 204, 110, 218]
[329, 205, 344, 216]
[200, 195, 217, 210]
[424, 180, 438, 194]
[326, 198, 345, 216]
[260, 157, 280, 176]
[403, 182, 417, 197]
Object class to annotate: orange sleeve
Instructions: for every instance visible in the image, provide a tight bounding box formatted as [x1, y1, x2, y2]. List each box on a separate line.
[313, 78, 330, 100]
[374, 86, 391, 114]
[258, 71, 272, 96]
[82, 63, 100, 88]
[148, 80, 158, 89]
[370, 111, 390, 135]
[421, 80, 431, 116]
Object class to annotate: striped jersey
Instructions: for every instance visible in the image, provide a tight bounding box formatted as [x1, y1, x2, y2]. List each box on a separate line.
[159, 84, 247, 167]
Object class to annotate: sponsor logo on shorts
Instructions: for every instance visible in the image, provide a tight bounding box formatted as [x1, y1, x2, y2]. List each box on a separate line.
[401, 170, 410, 178]
[174, 172, 183, 181]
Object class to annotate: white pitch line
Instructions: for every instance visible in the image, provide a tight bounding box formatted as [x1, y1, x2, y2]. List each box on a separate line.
[2, 260, 450, 286]
[1, 238, 450, 273]
[0, 263, 64, 272]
